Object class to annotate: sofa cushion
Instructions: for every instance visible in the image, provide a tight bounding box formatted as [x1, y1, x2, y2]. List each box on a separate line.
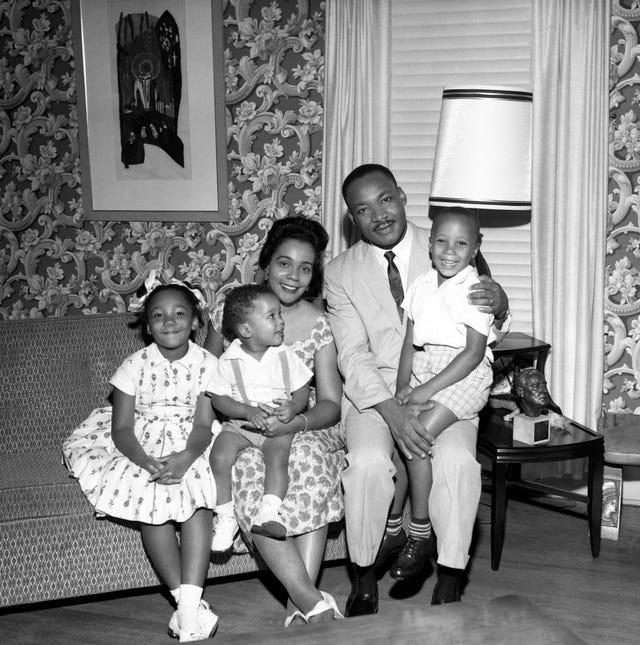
[0, 450, 90, 522]
[0, 314, 145, 454]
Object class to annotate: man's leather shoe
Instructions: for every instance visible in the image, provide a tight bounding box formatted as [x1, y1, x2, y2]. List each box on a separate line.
[389, 536, 436, 581]
[344, 581, 378, 617]
[373, 528, 408, 573]
[431, 569, 463, 605]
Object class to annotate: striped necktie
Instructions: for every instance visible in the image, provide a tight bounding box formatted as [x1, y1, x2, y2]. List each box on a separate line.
[384, 250, 404, 321]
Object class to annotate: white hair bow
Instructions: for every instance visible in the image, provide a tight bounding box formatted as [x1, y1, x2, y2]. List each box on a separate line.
[128, 269, 208, 313]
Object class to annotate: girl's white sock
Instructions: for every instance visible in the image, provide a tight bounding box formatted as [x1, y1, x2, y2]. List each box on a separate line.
[170, 587, 180, 605]
[178, 584, 202, 634]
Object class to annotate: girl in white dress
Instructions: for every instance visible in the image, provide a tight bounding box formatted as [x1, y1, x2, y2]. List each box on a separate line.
[63, 273, 219, 643]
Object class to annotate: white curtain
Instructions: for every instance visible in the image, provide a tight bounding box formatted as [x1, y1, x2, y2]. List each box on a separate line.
[322, 0, 392, 260]
[531, 0, 608, 429]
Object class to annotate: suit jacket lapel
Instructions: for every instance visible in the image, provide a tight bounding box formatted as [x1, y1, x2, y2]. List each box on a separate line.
[407, 222, 432, 286]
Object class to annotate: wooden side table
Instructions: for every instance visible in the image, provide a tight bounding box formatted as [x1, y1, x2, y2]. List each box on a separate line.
[488, 331, 552, 410]
[478, 407, 604, 570]
[492, 331, 551, 377]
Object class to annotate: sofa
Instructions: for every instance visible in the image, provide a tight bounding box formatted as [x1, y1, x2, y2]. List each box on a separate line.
[0, 313, 348, 608]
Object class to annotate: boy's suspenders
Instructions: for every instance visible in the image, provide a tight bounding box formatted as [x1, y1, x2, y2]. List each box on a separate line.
[229, 351, 292, 405]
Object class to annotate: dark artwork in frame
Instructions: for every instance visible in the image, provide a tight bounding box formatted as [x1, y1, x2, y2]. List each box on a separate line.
[72, 0, 228, 222]
[117, 10, 185, 170]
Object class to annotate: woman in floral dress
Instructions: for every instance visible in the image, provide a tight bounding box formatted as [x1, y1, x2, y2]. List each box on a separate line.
[204, 216, 345, 625]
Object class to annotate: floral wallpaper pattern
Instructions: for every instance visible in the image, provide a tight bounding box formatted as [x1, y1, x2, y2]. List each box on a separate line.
[0, 0, 325, 319]
[1, 0, 636, 413]
[606, 0, 640, 413]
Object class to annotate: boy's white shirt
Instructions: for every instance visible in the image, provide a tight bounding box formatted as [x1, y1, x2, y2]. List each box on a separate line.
[207, 339, 312, 405]
[402, 265, 496, 359]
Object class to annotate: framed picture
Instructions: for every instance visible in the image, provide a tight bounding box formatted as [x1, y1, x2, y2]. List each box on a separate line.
[71, 0, 227, 221]
[601, 465, 623, 540]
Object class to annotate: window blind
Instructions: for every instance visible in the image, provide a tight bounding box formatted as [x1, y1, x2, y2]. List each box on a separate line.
[391, 0, 533, 333]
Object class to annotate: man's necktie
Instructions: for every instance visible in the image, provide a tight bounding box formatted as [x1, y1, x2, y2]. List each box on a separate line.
[384, 250, 404, 321]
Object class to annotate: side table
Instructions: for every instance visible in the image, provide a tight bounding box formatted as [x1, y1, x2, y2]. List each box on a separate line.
[492, 331, 551, 378]
[478, 407, 604, 570]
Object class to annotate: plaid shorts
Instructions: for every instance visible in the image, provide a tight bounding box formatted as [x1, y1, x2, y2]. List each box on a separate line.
[411, 344, 492, 420]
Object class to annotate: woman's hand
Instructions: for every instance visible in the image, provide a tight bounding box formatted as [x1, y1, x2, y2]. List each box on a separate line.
[261, 415, 300, 438]
[247, 404, 274, 430]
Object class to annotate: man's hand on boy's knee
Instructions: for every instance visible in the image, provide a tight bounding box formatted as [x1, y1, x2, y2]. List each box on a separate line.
[376, 398, 435, 460]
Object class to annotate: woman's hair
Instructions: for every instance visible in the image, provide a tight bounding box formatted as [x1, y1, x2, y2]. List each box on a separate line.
[221, 284, 273, 342]
[134, 283, 205, 342]
[258, 216, 329, 299]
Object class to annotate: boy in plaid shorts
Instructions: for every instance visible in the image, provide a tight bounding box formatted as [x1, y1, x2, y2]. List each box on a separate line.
[392, 206, 496, 581]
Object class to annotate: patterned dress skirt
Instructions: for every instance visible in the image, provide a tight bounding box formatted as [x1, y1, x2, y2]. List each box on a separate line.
[231, 422, 345, 540]
[63, 404, 216, 525]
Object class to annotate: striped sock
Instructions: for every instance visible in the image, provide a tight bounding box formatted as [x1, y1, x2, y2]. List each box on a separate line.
[385, 513, 403, 536]
[409, 517, 432, 541]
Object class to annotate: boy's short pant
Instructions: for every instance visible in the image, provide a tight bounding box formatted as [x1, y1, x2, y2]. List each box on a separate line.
[220, 419, 268, 448]
[411, 344, 493, 420]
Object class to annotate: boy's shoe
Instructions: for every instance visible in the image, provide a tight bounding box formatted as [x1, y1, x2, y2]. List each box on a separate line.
[389, 535, 436, 581]
[211, 513, 239, 553]
[250, 499, 286, 539]
[373, 528, 408, 574]
[167, 600, 219, 641]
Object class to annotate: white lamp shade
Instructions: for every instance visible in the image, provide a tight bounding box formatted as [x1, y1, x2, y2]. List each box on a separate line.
[429, 86, 532, 211]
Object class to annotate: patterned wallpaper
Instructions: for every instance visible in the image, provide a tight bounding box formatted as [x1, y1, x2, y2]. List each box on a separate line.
[606, 0, 640, 413]
[0, 0, 324, 319]
[0, 0, 636, 413]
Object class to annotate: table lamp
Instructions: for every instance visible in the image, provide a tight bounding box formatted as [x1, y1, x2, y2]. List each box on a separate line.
[429, 85, 532, 227]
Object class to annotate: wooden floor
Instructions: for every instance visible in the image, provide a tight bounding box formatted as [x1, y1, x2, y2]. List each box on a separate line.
[3, 493, 639, 644]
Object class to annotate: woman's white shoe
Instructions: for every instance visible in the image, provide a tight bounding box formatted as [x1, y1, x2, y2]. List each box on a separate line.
[283, 608, 307, 627]
[304, 591, 345, 623]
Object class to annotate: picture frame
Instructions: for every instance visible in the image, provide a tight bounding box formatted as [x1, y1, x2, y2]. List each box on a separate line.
[71, 0, 227, 221]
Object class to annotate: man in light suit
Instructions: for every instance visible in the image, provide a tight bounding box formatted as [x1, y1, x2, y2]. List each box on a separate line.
[325, 164, 510, 615]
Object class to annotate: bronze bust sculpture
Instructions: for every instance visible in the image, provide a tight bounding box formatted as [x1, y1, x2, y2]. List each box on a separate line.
[513, 367, 562, 418]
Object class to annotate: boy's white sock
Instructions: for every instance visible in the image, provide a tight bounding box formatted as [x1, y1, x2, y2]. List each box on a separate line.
[261, 494, 282, 510]
[254, 494, 283, 526]
[178, 584, 202, 635]
[214, 500, 235, 517]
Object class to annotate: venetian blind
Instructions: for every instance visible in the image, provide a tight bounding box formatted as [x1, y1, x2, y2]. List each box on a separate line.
[391, 0, 533, 333]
